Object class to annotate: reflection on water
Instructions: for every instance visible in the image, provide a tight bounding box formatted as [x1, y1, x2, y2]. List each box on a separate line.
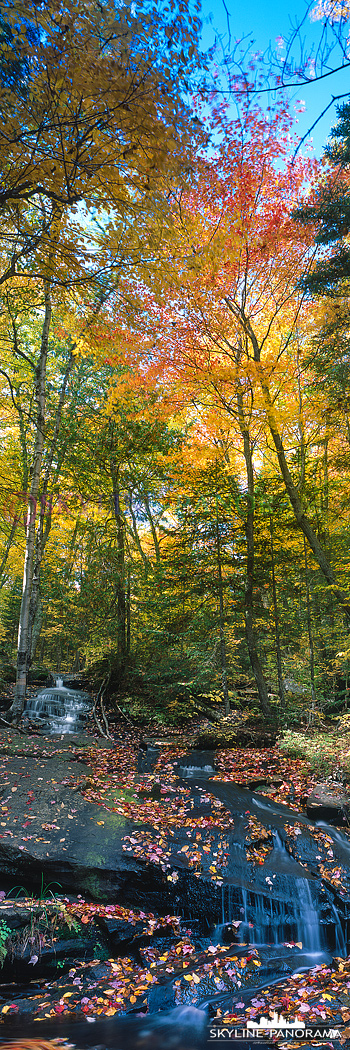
[0, 1006, 209, 1049]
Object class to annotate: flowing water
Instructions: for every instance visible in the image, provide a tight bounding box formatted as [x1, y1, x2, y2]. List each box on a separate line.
[231, 833, 333, 953]
[3, 745, 347, 1045]
[24, 675, 91, 733]
[0, 1006, 211, 1049]
[238, 880, 322, 950]
[179, 764, 215, 777]
[178, 762, 348, 966]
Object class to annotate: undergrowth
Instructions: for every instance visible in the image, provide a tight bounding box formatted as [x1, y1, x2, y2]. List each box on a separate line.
[2, 879, 80, 965]
[0, 920, 10, 966]
[280, 729, 350, 780]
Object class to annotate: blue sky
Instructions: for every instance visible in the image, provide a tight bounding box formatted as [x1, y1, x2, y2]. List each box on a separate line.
[202, 0, 350, 156]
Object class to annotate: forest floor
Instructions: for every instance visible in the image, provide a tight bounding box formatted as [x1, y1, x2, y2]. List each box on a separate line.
[0, 718, 349, 1046]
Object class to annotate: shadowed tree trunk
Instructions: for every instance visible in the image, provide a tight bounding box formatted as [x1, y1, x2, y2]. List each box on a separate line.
[304, 536, 317, 723]
[215, 461, 230, 715]
[110, 458, 127, 669]
[236, 385, 273, 721]
[269, 510, 285, 711]
[126, 566, 131, 658]
[10, 285, 52, 723]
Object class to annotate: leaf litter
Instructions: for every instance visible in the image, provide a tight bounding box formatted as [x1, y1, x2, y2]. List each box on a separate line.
[0, 730, 350, 1036]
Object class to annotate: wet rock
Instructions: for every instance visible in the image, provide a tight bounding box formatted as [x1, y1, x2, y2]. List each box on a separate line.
[1, 934, 97, 981]
[0, 737, 348, 956]
[306, 783, 350, 825]
[96, 914, 179, 956]
[27, 668, 50, 685]
[0, 902, 108, 981]
[96, 913, 148, 951]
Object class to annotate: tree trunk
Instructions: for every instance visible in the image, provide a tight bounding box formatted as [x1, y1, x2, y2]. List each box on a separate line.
[233, 375, 273, 721]
[304, 536, 317, 723]
[126, 566, 131, 658]
[56, 636, 62, 673]
[144, 492, 161, 564]
[241, 309, 350, 622]
[0, 513, 19, 589]
[215, 462, 230, 715]
[241, 432, 273, 719]
[321, 437, 329, 541]
[26, 350, 76, 659]
[269, 511, 285, 711]
[39, 635, 45, 665]
[27, 495, 52, 663]
[30, 593, 43, 664]
[127, 493, 151, 573]
[110, 459, 126, 668]
[244, 498, 274, 721]
[10, 286, 52, 721]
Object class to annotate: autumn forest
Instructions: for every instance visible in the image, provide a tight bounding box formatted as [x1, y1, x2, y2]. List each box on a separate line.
[1, 0, 350, 731]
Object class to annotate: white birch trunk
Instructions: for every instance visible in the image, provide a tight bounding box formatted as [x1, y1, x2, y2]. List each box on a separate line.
[26, 348, 76, 660]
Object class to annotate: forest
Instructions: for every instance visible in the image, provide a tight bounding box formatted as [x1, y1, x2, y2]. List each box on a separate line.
[0, 0, 350, 734]
[3, 2, 350, 1046]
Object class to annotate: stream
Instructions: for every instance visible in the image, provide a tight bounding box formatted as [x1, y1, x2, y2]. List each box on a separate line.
[2, 696, 349, 1048]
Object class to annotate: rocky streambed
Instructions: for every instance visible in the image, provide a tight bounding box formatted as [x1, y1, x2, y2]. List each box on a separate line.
[0, 730, 349, 1047]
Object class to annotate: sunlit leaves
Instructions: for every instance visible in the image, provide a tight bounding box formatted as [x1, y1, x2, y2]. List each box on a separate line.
[0, 0, 205, 287]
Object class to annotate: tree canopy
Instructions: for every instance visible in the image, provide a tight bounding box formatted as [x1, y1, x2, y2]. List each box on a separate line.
[1, 0, 350, 728]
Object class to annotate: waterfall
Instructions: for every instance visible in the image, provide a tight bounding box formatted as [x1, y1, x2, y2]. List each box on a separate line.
[238, 831, 321, 950]
[179, 764, 215, 777]
[216, 830, 347, 955]
[24, 678, 91, 734]
[240, 882, 322, 951]
[218, 882, 323, 951]
[330, 901, 347, 955]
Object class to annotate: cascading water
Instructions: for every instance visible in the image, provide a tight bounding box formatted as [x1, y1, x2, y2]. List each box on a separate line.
[24, 675, 91, 733]
[179, 764, 215, 777]
[177, 752, 215, 779]
[243, 832, 322, 951]
[216, 832, 346, 957]
[238, 881, 322, 950]
[2, 748, 350, 1040]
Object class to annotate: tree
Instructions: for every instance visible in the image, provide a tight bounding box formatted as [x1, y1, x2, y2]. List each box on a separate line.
[0, 275, 92, 716]
[0, 0, 204, 286]
[216, 0, 350, 152]
[295, 102, 350, 295]
[0, 0, 208, 719]
[137, 92, 350, 628]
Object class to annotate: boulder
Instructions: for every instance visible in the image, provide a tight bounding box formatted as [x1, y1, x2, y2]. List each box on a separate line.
[306, 783, 350, 825]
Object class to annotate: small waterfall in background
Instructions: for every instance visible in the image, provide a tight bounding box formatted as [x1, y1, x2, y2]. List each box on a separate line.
[24, 675, 91, 733]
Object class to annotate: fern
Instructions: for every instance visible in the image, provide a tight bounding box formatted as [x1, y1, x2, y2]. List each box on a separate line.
[0, 919, 10, 966]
